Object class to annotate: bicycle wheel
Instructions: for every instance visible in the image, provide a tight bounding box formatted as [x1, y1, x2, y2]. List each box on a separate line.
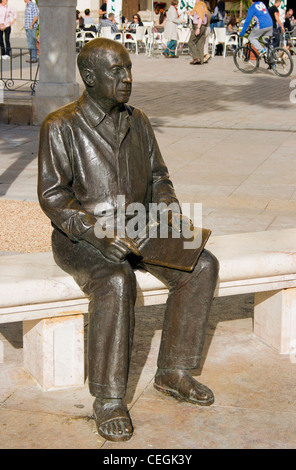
[270, 47, 294, 77]
[233, 45, 259, 73]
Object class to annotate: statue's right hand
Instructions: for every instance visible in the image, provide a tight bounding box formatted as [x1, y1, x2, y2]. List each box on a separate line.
[98, 236, 141, 263]
[83, 227, 141, 263]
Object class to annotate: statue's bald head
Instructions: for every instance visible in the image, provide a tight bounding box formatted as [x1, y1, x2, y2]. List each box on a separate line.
[77, 38, 129, 86]
[77, 38, 133, 107]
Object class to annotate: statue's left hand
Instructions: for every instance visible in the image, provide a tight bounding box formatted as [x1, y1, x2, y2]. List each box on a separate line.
[167, 212, 194, 233]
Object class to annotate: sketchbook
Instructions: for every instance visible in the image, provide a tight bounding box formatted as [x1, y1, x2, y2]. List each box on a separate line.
[135, 225, 211, 272]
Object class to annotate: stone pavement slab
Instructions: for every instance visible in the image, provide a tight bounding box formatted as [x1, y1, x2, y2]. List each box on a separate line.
[1, 296, 296, 449]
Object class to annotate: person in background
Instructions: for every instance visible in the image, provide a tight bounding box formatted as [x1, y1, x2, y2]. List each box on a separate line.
[211, 0, 225, 55]
[83, 8, 97, 33]
[227, 14, 238, 33]
[159, 7, 167, 27]
[225, 14, 238, 51]
[24, 0, 39, 64]
[240, 0, 272, 56]
[97, 12, 119, 35]
[203, 0, 212, 63]
[210, 0, 225, 32]
[284, 8, 294, 31]
[283, 8, 294, 53]
[0, 0, 17, 60]
[163, 0, 184, 58]
[99, 2, 107, 19]
[187, 0, 209, 65]
[84, 8, 96, 26]
[127, 13, 143, 34]
[76, 10, 84, 30]
[268, 0, 285, 48]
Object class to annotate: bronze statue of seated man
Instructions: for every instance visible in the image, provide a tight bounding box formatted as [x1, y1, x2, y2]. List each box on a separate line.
[38, 38, 219, 442]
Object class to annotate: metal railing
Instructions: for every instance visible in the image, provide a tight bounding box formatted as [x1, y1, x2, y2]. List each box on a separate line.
[0, 48, 39, 96]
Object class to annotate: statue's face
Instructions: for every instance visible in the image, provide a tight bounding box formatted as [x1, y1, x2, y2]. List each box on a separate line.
[90, 46, 132, 106]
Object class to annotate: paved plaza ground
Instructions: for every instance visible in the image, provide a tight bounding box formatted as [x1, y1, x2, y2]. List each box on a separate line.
[0, 47, 296, 450]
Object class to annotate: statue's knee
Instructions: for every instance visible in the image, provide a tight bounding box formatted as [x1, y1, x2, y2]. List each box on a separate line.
[87, 262, 136, 301]
[108, 263, 136, 294]
[200, 250, 219, 279]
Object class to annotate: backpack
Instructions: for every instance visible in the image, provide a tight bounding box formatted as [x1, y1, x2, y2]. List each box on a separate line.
[193, 5, 208, 26]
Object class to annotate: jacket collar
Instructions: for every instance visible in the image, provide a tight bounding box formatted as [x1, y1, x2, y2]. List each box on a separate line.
[78, 91, 130, 129]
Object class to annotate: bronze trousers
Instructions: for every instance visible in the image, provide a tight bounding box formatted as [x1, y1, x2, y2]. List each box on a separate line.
[52, 228, 219, 399]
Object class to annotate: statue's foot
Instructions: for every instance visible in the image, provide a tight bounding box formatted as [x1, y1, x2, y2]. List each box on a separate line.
[154, 368, 214, 406]
[93, 398, 133, 442]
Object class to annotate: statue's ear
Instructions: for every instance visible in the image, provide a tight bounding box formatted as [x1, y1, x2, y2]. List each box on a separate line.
[83, 68, 95, 87]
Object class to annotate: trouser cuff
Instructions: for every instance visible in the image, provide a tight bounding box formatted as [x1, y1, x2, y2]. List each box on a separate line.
[157, 355, 201, 370]
[89, 381, 126, 399]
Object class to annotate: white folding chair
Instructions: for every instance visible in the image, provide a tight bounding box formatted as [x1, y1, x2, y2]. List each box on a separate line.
[212, 27, 226, 57]
[83, 30, 97, 44]
[177, 27, 191, 55]
[99, 26, 122, 43]
[76, 30, 85, 50]
[212, 27, 239, 57]
[143, 21, 154, 30]
[224, 33, 238, 55]
[100, 26, 113, 39]
[84, 24, 97, 33]
[145, 27, 164, 56]
[123, 26, 146, 54]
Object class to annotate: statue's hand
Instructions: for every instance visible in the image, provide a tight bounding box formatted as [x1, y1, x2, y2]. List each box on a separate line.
[98, 235, 141, 263]
[156, 205, 193, 234]
[167, 212, 193, 233]
[83, 227, 141, 263]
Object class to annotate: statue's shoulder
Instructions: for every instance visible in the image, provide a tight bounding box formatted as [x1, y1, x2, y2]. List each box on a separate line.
[41, 99, 81, 131]
[124, 104, 150, 123]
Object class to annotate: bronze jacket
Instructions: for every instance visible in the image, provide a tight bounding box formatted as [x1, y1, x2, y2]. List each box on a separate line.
[38, 91, 178, 243]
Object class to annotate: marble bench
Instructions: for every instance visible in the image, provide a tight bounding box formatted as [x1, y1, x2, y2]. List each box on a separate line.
[1, 228, 296, 391]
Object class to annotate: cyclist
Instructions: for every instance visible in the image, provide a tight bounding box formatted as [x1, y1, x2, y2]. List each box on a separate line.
[239, 0, 273, 56]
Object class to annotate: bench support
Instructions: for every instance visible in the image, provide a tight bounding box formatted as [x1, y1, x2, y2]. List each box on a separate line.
[23, 314, 85, 391]
[254, 288, 296, 354]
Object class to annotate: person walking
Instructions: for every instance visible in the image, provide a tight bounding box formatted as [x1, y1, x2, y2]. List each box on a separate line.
[0, 0, 17, 60]
[24, 0, 39, 64]
[163, 0, 184, 58]
[187, 0, 209, 65]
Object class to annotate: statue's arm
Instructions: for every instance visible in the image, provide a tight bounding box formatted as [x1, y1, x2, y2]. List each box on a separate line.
[140, 111, 179, 207]
[38, 117, 97, 242]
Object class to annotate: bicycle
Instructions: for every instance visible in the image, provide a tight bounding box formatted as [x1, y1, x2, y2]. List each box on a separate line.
[233, 31, 294, 77]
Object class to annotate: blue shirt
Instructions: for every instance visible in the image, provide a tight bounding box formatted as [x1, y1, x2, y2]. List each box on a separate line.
[240, 1, 272, 37]
[25, 0, 39, 30]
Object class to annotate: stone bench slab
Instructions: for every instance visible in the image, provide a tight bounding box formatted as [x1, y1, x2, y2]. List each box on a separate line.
[1, 228, 296, 390]
[1, 228, 296, 312]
